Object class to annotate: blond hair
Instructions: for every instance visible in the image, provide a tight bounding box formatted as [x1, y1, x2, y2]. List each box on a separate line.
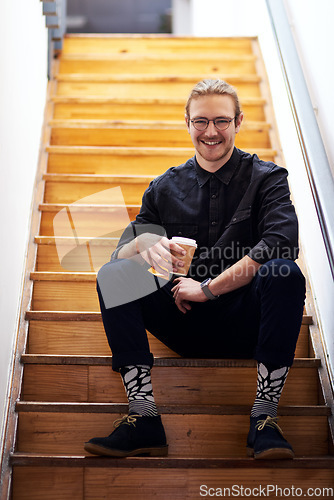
[185, 79, 241, 122]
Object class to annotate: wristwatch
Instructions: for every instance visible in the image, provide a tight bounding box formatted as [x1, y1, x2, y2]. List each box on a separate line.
[200, 278, 219, 300]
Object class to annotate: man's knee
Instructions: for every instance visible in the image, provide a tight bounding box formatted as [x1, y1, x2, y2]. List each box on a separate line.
[97, 258, 161, 309]
[257, 259, 305, 294]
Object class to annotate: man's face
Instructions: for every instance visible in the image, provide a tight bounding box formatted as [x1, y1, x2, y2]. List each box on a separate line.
[186, 94, 243, 172]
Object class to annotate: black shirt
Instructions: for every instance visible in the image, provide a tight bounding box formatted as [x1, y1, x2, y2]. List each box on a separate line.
[114, 148, 299, 281]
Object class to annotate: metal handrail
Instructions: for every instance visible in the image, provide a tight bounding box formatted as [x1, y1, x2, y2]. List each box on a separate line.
[266, 0, 334, 280]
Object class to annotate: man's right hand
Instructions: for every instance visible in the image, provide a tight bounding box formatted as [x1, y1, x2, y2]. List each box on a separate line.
[135, 233, 186, 276]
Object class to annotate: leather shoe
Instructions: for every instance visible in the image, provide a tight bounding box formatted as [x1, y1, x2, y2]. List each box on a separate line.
[246, 414, 294, 459]
[84, 413, 168, 457]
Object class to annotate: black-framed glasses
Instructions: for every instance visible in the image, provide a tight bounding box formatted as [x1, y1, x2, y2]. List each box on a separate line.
[190, 117, 236, 131]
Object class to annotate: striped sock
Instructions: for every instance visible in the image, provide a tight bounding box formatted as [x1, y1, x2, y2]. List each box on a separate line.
[120, 365, 158, 417]
[251, 363, 290, 418]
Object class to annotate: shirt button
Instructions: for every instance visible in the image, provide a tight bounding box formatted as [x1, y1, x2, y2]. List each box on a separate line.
[177, 231, 182, 235]
[211, 221, 217, 226]
[211, 194, 217, 199]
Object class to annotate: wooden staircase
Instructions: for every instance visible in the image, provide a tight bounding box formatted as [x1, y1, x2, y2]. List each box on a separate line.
[2, 35, 334, 499]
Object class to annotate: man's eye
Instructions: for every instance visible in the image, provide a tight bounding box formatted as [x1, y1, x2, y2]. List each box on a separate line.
[194, 119, 207, 124]
[215, 119, 228, 126]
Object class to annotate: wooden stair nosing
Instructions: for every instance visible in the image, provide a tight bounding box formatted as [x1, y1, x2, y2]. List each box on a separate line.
[20, 354, 320, 369]
[45, 145, 277, 157]
[15, 402, 330, 417]
[43, 173, 155, 183]
[10, 453, 334, 469]
[49, 119, 271, 131]
[25, 310, 314, 324]
[35, 236, 119, 245]
[39, 202, 140, 212]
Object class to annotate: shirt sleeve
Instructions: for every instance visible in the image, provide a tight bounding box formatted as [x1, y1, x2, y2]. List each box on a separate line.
[247, 165, 299, 264]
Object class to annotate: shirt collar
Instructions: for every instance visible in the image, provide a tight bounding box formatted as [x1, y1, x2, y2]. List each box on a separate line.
[194, 147, 241, 187]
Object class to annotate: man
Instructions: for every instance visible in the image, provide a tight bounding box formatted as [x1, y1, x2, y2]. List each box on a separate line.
[84, 79, 306, 460]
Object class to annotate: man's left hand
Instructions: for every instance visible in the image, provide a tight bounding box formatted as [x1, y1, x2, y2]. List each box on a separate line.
[171, 277, 208, 314]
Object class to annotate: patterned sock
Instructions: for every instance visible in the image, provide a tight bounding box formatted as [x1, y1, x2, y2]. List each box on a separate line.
[120, 365, 158, 417]
[251, 362, 290, 418]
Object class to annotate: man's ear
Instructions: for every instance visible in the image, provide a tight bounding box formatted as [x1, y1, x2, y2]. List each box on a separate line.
[235, 112, 244, 133]
[185, 114, 190, 133]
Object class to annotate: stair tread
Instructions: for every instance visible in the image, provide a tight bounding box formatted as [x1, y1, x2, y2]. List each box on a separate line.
[39, 202, 140, 212]
[21, 354, 320, 368]
[55, 73, 261, 83]
[10, 453, 334, 469]
[25, 310, 314, 324]
[43, 173, 154, 182]
[15, 402, 330, 416]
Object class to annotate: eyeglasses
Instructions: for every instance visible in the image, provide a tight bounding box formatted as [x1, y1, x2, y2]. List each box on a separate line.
[190, 117, 236, 131]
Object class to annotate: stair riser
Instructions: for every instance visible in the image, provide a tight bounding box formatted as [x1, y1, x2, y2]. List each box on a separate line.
[50, 127, 271, 148]
[44, 180, 149, 205]
[62, 37, 255, 55]
[16, 413, 328, 457]
[39, 210, 135, 238]
[36, 242, 116, 271]
[27, 321, 310, 358]
[47, 151, 192, 175]
[12, 466, 334, 500]
[59, 58, 257, 75]
[56, 81, 262, 99]
[53, 102, 266, 121]
[47, 148, 276, 174]
[22, 364, 319, 406]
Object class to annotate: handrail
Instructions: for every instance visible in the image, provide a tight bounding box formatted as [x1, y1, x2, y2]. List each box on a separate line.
[266, 0, 334, 280]
[41, 0, 67, 78]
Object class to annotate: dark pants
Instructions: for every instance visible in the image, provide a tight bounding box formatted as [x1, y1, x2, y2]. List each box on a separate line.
[97, 258, 306, 372]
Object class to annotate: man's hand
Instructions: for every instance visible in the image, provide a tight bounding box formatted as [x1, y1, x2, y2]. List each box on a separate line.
[136, 234, 186, 277]
[171, 277, 208, 314]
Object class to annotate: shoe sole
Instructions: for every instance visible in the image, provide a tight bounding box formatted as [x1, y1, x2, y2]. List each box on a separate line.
[84, 442, 168, 457]
[247, 446, 295, 460]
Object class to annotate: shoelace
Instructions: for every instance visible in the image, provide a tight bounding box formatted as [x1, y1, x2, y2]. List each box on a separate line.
[256, 416, 284, 436]
[113, 414, 142, 429]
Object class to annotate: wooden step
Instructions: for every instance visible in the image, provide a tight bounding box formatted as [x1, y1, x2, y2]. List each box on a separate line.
[62, 36, 256, 56]
[15, 409, 329, 457]
[20, 355, 321, 406]
[58, 53, 258, 76]
[43, 173, 153, 205]
[52, 96, 267, 121]
[49, 120, 271, 149]
[55, 76, 262, 99]
[11, 458, 334, 500]
[25, 311, 311, 358]
[46, 145, 277, 174]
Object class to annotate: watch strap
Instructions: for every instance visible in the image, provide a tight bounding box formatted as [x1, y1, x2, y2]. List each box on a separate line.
[200, 278, 219, 300]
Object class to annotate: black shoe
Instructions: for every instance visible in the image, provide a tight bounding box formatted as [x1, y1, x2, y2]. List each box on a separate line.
[84, 413, 168, 457]
[246, 414, 295, 459]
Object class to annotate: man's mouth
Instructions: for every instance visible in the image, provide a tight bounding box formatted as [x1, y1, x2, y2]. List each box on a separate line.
[201, 140, 222, 146]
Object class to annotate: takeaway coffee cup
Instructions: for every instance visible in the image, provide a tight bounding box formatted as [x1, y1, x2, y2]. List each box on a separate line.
[171, 236, 197, 276]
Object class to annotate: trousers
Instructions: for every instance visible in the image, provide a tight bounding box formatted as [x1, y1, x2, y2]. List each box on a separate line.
[96, 258, 306, 372]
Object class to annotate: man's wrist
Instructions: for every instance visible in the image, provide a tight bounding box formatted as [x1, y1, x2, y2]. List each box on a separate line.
[200, 278, 219, 300]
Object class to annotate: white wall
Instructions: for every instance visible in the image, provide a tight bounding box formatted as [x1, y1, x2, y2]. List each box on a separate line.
[0, 0, 48, 453]
[172, 0, 334, 381]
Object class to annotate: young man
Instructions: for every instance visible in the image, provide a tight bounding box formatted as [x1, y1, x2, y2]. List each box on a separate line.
[84, 79, 306, 460]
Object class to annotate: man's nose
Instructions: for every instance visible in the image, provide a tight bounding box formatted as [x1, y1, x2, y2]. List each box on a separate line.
[206, 120, 218, 135]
